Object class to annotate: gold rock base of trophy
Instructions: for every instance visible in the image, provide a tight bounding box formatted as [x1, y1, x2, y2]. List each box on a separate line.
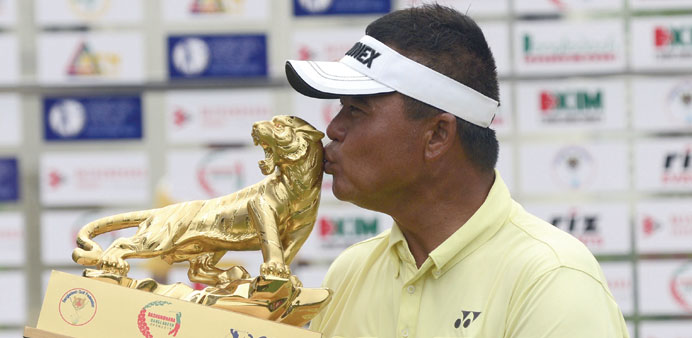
[81, 268, 331, 327]
[35, 270, 323, 338]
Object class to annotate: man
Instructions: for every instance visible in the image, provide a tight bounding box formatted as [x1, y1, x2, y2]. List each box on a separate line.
[285, 5, 628, 338]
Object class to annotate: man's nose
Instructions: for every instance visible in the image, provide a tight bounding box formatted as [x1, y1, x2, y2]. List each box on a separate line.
[326, 108, 346, 142]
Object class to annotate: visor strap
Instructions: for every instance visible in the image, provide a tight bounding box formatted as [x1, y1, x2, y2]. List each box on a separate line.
[340, 35, 498, 128]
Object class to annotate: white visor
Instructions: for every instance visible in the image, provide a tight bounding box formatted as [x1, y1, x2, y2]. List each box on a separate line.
[285, 35, 499, 128]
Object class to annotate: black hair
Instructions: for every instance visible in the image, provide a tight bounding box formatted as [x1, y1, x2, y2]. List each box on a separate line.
[365, 4, 499, 172]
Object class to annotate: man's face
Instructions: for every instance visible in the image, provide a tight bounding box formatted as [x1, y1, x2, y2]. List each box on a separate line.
[324, 93, 427, 211]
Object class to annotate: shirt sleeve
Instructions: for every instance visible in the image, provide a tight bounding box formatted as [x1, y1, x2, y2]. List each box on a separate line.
[505, 267, 630, 338]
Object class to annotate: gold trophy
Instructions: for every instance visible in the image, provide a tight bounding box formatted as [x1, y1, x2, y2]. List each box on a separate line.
[67, 115, 331, 327]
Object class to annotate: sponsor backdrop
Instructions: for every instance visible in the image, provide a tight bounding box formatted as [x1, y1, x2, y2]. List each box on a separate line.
[0, 1, 690, 337]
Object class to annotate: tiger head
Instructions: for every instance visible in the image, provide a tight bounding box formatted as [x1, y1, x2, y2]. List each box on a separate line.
[251, 115, 325, 175]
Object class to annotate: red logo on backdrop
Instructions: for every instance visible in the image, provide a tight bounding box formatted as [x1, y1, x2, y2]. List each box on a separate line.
[298, 45, 313, 60]
[652, 25, 692, 60]
[607, 277, 631, 291]
[319, 217, 337, 237]
[540, 91, 557, 113]
[549, 0, 566, 9]
[48, 170, 65, 189]
[173, 108, 190, 127]
[655, 26, 672, 48]
[670, 262, 692, 312]
[642, 215, 661, 237]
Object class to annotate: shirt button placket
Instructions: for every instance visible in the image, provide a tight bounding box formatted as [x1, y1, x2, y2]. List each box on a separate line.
[398, 281, 421, 338]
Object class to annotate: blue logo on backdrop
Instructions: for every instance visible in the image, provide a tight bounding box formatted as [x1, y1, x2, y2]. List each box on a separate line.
[293, 0, 390, 16]
[43, 96, 143, 141]
[0, 158, 19, 202]
[168, 34, 267, 79]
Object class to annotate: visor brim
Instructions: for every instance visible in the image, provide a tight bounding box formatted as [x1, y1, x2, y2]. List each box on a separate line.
[285, 60, 395, 99]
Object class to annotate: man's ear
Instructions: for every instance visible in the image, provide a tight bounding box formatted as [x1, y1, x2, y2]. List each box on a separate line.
[424, 113, 457, 161]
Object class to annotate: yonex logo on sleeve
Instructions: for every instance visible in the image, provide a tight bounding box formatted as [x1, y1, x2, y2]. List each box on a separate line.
[345, 42, 381, 68]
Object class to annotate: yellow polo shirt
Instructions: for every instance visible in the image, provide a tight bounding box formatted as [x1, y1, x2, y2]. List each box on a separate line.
[309, 173, 629, 338]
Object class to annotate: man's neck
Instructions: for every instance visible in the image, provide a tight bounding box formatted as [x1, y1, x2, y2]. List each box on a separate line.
[391, 169, 495, 268]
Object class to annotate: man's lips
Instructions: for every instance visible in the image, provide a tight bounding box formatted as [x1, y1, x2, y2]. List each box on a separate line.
[323, 147, 336, 174]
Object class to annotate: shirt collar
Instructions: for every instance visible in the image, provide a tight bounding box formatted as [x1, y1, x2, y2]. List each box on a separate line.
[387, 170, 513, 276]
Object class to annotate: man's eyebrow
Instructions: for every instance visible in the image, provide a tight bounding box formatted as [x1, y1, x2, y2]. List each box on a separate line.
[350, 96, 370, 107]
[340, 96, 369, 107]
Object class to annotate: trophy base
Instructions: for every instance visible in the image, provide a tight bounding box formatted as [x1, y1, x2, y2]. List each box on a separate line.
[36, 270, 322, 338]
[80, 268, 331, 326]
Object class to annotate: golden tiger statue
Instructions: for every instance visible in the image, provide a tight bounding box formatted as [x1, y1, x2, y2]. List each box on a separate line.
[72, 115, 325, 287]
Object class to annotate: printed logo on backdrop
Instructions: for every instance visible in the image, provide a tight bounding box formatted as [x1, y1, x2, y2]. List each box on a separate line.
[168, 34, 267, 79]
[318, 215, 379, 249]
[44, 96, 142, 141]
[172, 107, 190, 128]
[0, 157, 19, 202]
[666, 80, 692, 124]
[297, 0, 331, 12]
[550, 210, 602, 247]
[68, 0, 111, 20]
[670, 262, 692, 312]
[47, 99, 86, 137]
[551, 146, 596, 189]
[196, 150, 247, 198]
[46, 161, 147, 192]
[655, 25, 692, 60]
[641, 214, 663, 237]
[171, 38, 210, 76]
[642, 212, 692, 237]
[67, 41, 121, 77]
[540, 89, 604, 123]
[47, 169, 65, 189]
[138, 301, 182, 337]
[522, 33, 617, 64]
[604, 269, 633, 314]
[53, 167, 146, 190]
[297, 42, 354, 62]
[293, 0, 390, 16]
[0, 218, 22, 249]
[662, 145, 692, 184]
[171, 103, 272, 130]
[607, 275, 632, 291]
[59, 288, 97, 326]
[189, 0, 241, 14]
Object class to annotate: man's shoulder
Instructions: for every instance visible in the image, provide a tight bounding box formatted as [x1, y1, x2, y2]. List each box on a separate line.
[503, 203, 604, 280]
